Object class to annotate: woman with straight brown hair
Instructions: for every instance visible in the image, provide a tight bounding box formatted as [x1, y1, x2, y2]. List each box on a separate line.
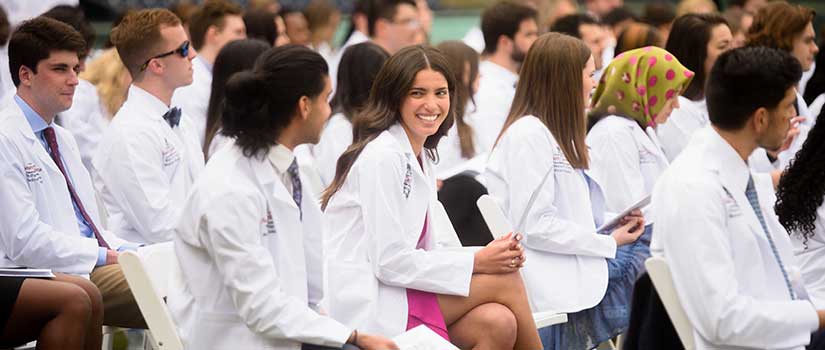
[485, 32, 645, 350]
[322, 45, 542, 349]
[434, 40, 494, 247]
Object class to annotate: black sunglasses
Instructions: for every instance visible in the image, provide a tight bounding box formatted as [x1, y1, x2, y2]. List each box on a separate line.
[140, 40, 190, 72]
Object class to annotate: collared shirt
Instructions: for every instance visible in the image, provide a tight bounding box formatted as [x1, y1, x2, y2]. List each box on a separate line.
[267, 144, 297, 197]
[15, 94, 107, 265]
[466, 60, 519, 154]
[194, 55, 212, 73]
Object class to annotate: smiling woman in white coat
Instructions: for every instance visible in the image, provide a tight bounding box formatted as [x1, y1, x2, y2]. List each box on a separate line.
[484, 33, 646, 350]
[166, 45, 396, 350]
[321, 45, 542, 349]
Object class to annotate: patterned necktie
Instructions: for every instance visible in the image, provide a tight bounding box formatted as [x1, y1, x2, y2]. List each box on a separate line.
[42, 127, 110, 249]
[162, 107, 181, 128]
[287, 158, 302, 220]
[745, 175, 795, 299]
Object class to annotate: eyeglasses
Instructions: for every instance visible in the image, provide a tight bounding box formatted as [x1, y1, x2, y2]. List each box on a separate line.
[140, 40, 190, 72]
[391, 18, 420, 29]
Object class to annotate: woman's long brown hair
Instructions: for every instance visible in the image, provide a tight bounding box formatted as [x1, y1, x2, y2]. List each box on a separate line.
[320, 45, 457, 209]
[436, 41, 479, 159]
[496, 32, 592, 169]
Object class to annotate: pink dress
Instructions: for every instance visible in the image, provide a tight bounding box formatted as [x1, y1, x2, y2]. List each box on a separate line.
[405, 215, 451, 341]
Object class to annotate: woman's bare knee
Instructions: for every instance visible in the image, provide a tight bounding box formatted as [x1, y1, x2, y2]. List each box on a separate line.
[59, 284, 93, 324]
[475, 303, 518, 347]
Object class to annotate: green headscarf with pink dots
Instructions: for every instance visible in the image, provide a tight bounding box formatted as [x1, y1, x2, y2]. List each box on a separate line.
[591, 46, 694, 127]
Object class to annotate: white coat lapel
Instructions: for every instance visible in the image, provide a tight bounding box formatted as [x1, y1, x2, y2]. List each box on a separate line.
[250, 153, 299, 219]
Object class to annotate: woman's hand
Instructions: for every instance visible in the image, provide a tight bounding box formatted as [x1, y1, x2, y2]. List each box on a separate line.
[473, 232, 526, 274]
[354, 332, 399, 350]
[611, 216, 645, 246]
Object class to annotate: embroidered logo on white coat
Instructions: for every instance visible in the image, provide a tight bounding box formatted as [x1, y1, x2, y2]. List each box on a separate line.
[24, 163, 43, 184]
[403, 163, 413, 199]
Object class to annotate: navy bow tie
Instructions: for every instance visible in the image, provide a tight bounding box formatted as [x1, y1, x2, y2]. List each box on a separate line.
[163, 107, 182, 128]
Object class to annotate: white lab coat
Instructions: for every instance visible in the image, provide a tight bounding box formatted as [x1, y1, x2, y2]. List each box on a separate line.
[790, 203, 825, 310]
[93, 85, 204, 244]
[462, 26, 485, 53]
[328, 31, 369, 97]
[167, 143, 352, 350]
[656, 97, 708, 162]
[466, 60, 518, 154]
[651, 126, 818, 350]
[485, 115, 617, 313]
[314, 113, 352, 187]
[0, 95, 130, 274]
[587, 115, 669, 213]
[171, 56, 212, 148]
[323, 123, 475, 337]
[57, 79, 108, 173]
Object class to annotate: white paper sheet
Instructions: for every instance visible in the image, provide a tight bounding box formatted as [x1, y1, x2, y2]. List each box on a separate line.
[393, 325, 459, 350]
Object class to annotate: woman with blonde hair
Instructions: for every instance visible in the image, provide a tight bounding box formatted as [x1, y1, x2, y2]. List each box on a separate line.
[485, 32, 645, 349]
[81, 48, 131, 119]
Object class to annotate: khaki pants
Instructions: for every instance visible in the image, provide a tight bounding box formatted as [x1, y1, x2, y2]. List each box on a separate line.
[90, 264, 147, 329]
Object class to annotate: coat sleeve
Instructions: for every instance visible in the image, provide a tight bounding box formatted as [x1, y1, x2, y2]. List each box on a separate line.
[505, 127, 616, 258]
[0, 134, 99, 274]
[359, 153, 474, 297]
[202, 191, 352, 346]
[95, 127, 183, 243]
[654, 178, 819, 349]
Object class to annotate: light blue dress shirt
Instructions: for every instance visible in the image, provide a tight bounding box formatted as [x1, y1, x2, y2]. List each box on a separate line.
[15, 95, 109, 265]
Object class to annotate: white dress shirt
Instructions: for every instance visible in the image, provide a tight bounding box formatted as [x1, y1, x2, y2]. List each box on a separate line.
[93, 85, 204, 244]
[314, 112, 352, 187]
[651, 126, 818, 350]
[587, 115, 669, 214]
[657, 96, 708, 162]
[485, 115, 616, 313]
[57, 79, 108, 173]
[171, 55, 212, 148]
[466, 60, 518, 154]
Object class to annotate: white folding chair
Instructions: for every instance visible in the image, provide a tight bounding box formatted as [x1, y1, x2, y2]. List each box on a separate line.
[644, 256, 695, 350]
[119, 243, 183, 350]
[475, 195, 568, 329]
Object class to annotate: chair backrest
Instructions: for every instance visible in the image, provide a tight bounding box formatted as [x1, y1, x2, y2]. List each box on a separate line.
[644, 256, 696, 350]
[119, 243, 183, 350]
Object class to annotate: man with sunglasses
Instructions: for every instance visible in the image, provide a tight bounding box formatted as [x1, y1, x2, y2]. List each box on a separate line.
[171, 0, 245, 148]
[92, 8, 204, 246]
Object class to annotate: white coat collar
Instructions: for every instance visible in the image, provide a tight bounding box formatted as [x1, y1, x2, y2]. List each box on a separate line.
[125, 85, 174, 122]
[699, 126, 751, 196]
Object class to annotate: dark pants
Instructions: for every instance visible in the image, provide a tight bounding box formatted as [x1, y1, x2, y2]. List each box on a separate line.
[437, 174, 493, 247]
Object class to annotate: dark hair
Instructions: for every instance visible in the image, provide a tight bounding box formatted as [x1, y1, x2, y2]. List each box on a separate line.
[344, 0, 373, 42]
[203, 39, 270, 159]
[775, 107, 825, 246]
[803, 28, 825, 105]
[746, 1, 815, 53]
[706, 46, 801, 130]
[0, 5, 10, 45]
[481, 1, 538, 55]
[331, 42, 390, 120]
[188, 0, 243, 50]
[550, 13, 599, 40]
[321, 45, 456, 209]
[602, 7, 638, 28]
[243, 11, 278, 45]
[665, 13, 729, 101]
[615, 22, 661, 55]
[436, 40, 480, 159]
[368, 0, 416, 37]
[221, 45, 329, 158]
[642, 2, 676, 28]
[9, 17, 86, 87]
[41, 5, 95, 56]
